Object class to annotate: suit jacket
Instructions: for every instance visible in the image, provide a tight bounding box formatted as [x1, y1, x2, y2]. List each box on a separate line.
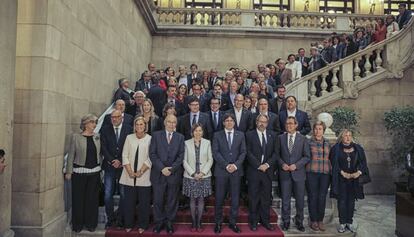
[165, 98, 185, 117]
[277, 68, 293, 85]
[135, 79, 152, 92]
[208, 76, 223, 89]
[147, 85, 166, 118]
[149, 131, 185, 184]
[178, 112, 213, 140]
[66, 133, 102, 174]
[279, 109, 311, 135]
[296, 56, 311, 77]
[320, 46, 337, 63]
[183, 138, 213, 179]
[252, 112, 281, 134]
[223, 92, 236, 110]
[309, 55, 326, 73]
[397, 10, 412, 29]
[208, 110, 224, 133]
[212, 130, 246, 177]
[100, 124, 133, 171]
[228, 108, 253, 133]
[102, 113, 134, 130]
[269, 97, 286, 114]
[184, 94, 209, 113]
[246, 130, 278, 180]
[276, 133, 310, 182]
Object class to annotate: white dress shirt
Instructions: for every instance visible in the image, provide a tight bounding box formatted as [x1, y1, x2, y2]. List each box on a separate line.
[234, 108, 242, 127]
[285, 61, 302, 81]
[287, 108, 297, 117]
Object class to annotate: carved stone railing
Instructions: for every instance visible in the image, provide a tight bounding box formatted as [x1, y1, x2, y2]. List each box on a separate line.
[155, 7, 380, 31]
[286, 18, 414, 112]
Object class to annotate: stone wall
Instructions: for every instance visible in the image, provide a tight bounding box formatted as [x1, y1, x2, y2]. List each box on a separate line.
[0, 1, 17, 237]
[151, 36, 322, 73]
[12, 0, 152, 236]
[314, 66, 414, 194]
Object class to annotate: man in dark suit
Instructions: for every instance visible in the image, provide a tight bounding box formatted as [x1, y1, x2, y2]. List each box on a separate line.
[269, 85, 287, 114]
[252, 98, 281, 133]
[209, 84, 231, 111]
[178, 96, 213, 140]
[100, 110, 133, 228]
[208, 68, 222, 90]
[246, 114, 278, 231]
[135, 71, 153, 94]
[209, 97, 224, 134]
[277, 116, 310, 232]
[296, 48, 311, 77]
[165, 86, 185, 117]
[397, 3, 412, 29]
[184, 83, 208, 113]
[112, 78, 134, 114]
[223, 81, 238, 110]
[102, 99, 134, 129]
[187, 63, 201, 85]
[228, 94, 253, 133]
[279, 96, 311, 136]
[150, 115, 185, 234]
[212, 113, 246, 234]
[147, 77, 166, 118]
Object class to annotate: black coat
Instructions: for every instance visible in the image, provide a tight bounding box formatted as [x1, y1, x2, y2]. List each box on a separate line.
[100, 124, 133, 171]
[228, 108, 253, 133]
[177, 112, 213, 140]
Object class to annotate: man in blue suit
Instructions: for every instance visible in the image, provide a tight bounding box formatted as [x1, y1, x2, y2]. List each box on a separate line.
[279, 96, 311, 135]
[212, 113, 246, 234]
[100, 110, 133, 228]
[277, 116, 310, 232]
[150, 114, 185, 234]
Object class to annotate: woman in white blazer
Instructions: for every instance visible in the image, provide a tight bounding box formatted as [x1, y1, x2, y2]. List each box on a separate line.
[119, 116, 152, 234]
[182, 123, 213, 232]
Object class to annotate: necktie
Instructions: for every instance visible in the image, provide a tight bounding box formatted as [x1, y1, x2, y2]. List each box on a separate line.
[192, 114, 197, 126]
[261, 132, 266, 163]
[133, 145, 139, 186]
[288, 135, 294, 153]
[213, 112, 218, 129]
[227, 132, 232, 149]
[115, 127, 120, 142]
[168, 132, 172, 144]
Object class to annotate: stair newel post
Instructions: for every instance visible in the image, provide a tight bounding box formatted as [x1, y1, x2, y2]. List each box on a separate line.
[310, 76, 317, 100]
[353, 57, 361, 81]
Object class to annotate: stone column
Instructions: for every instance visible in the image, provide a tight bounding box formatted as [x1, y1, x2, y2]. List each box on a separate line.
[0, 0, 17, 237]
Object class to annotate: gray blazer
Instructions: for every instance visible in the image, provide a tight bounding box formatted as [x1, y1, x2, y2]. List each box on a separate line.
[183, 138, 213, 179]
[66, 133, 102, 174]
[277, 132, 310, 182]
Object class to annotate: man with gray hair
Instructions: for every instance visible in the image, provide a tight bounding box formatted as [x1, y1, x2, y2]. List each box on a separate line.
[102, 99, 134, 129]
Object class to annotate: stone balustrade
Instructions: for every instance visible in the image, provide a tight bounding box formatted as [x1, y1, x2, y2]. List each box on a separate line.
[155, 7, 380, 31]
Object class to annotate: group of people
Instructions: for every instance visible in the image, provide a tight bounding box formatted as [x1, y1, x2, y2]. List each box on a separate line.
[65, 56, 371, 234]
[65, 5, 412, 235]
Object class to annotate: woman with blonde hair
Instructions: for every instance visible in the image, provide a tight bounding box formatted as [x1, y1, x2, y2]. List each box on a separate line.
[65, 114, 101, 233]
[120, 116, 152, 233]
[138, 98, 161, 136]
[330, 129, 371, 233]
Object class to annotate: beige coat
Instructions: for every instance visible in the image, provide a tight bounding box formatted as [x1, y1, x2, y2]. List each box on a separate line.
[119, 134, 152, 187]
[66, 133, 102, 174]
[183, 138, 213, 179]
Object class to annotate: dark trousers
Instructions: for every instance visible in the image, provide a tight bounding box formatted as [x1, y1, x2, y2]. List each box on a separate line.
[280, 178, 305, 224]
[306, 172, 330, 222]
[71, 172, 100, 230]
[152, 182, 180, 224]
[215, 175, 241, 225]
[123, 185, 151, 229]
[248, 172, 272, 225]
[338, 178, 356, 224]
[104, 169, 122, 221]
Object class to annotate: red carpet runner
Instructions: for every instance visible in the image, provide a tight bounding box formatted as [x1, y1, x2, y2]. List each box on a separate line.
[106, 197, 284, 237]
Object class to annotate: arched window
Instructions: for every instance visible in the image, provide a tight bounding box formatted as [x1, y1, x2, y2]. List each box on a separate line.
[185, 0, 223, 8]
[384, 0, 413, 14]
[253, 0, 290, 11]
[319, 0, 355, 13]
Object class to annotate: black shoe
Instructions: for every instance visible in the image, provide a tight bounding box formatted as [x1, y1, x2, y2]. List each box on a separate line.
[166, 222, 174, 234]
[229, 224, 241, 233]
[153, 223, 163, 234]
[73, 228, 82, 233]
[214, 223, 222, 234]
[249, 223, 257, 231]
[86, 227, 95, 232]
[105, 221, 113, 229]
[281, 222, 290, 231]
[295, 221, 305, 232]
[262, 223, 275, 231]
